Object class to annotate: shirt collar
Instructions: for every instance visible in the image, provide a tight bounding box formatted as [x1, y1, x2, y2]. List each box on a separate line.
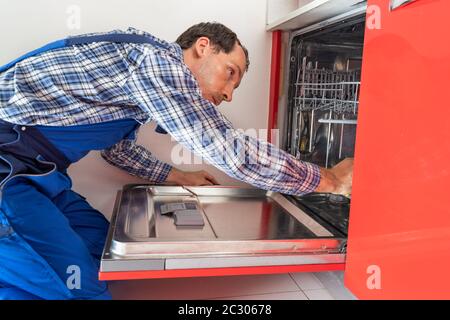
[170, 42, 184, 60]
[169, 43, 203, 97]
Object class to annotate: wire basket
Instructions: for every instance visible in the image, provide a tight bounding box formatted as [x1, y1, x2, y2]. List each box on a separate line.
[294, 60, 361, 115]
[289, 58, 361, 167]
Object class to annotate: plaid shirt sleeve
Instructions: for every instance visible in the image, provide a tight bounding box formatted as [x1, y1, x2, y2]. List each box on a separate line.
[123, 50, 321, 195]
[100, 127, 172, 183]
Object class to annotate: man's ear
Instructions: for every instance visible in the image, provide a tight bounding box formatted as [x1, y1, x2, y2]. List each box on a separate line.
[193, 37, 211, 58]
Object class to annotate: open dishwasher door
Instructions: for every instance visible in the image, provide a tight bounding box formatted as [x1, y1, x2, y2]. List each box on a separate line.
[99, 185, 347, 280]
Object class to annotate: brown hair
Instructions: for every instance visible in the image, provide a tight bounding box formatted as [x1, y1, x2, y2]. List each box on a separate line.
[176, 22, 249, 71]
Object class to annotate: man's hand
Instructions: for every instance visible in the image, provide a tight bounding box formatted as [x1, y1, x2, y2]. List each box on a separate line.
[165, 168, 219, 186]
[314, 158, 353, 196]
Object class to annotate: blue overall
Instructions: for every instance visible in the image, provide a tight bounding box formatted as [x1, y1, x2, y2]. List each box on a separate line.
[0, 34, 155, 300]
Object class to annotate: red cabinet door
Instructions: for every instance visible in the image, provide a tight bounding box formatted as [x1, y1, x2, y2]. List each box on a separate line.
[345, 0, 450, 299]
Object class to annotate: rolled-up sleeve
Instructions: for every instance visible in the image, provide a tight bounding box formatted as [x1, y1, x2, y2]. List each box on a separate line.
[123, 52, 321, 195]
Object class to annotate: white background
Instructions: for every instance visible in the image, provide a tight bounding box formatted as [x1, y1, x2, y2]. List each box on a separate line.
[0, 0, 272, 218]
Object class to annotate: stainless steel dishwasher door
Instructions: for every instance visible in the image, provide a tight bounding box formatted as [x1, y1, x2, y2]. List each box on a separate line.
[100, 185, 346, 279]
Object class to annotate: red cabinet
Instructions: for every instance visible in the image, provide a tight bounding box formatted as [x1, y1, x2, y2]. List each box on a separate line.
[343, 0, 450, 299]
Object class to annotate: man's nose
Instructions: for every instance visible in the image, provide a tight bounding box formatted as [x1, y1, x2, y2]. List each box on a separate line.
[222, 86, 234, 102]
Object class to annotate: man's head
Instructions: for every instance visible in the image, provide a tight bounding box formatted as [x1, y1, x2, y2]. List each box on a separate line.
[176, 22, 249, 106]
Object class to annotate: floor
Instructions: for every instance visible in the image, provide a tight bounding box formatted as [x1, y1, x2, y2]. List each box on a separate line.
[108, 271, 356, 300]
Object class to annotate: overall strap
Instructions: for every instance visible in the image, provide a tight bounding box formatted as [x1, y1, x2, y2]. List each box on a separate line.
[0, 33, 166, 73]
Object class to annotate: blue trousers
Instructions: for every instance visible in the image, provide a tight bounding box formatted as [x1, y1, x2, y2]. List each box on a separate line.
[0, 176, 111, 300]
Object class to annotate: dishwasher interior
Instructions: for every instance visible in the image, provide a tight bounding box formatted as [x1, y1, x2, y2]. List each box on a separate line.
[286, 17, 365, 167]
[284, 14, 366, 238]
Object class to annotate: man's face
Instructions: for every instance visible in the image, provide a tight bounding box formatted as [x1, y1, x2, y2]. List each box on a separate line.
[191, 39, 247, 106]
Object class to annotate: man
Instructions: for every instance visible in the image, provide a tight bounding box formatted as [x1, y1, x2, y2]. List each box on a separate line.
[0, 22, 352, 300]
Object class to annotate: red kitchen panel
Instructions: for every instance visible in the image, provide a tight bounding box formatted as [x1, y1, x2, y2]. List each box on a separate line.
[345, 0, 450, 299]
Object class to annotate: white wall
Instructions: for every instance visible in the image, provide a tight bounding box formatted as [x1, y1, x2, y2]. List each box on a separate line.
[0, 0, 272, 219]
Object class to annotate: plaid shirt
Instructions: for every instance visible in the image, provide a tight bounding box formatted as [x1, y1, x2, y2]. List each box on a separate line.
[0, 28, 320, 195]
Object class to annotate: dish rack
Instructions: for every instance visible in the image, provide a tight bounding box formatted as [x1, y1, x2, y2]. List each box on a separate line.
[294, 57, 360, 115]
[290, 57, 361, 168]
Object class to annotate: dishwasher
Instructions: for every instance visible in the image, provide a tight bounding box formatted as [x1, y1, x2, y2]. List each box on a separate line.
[99, 8, 366, 281]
